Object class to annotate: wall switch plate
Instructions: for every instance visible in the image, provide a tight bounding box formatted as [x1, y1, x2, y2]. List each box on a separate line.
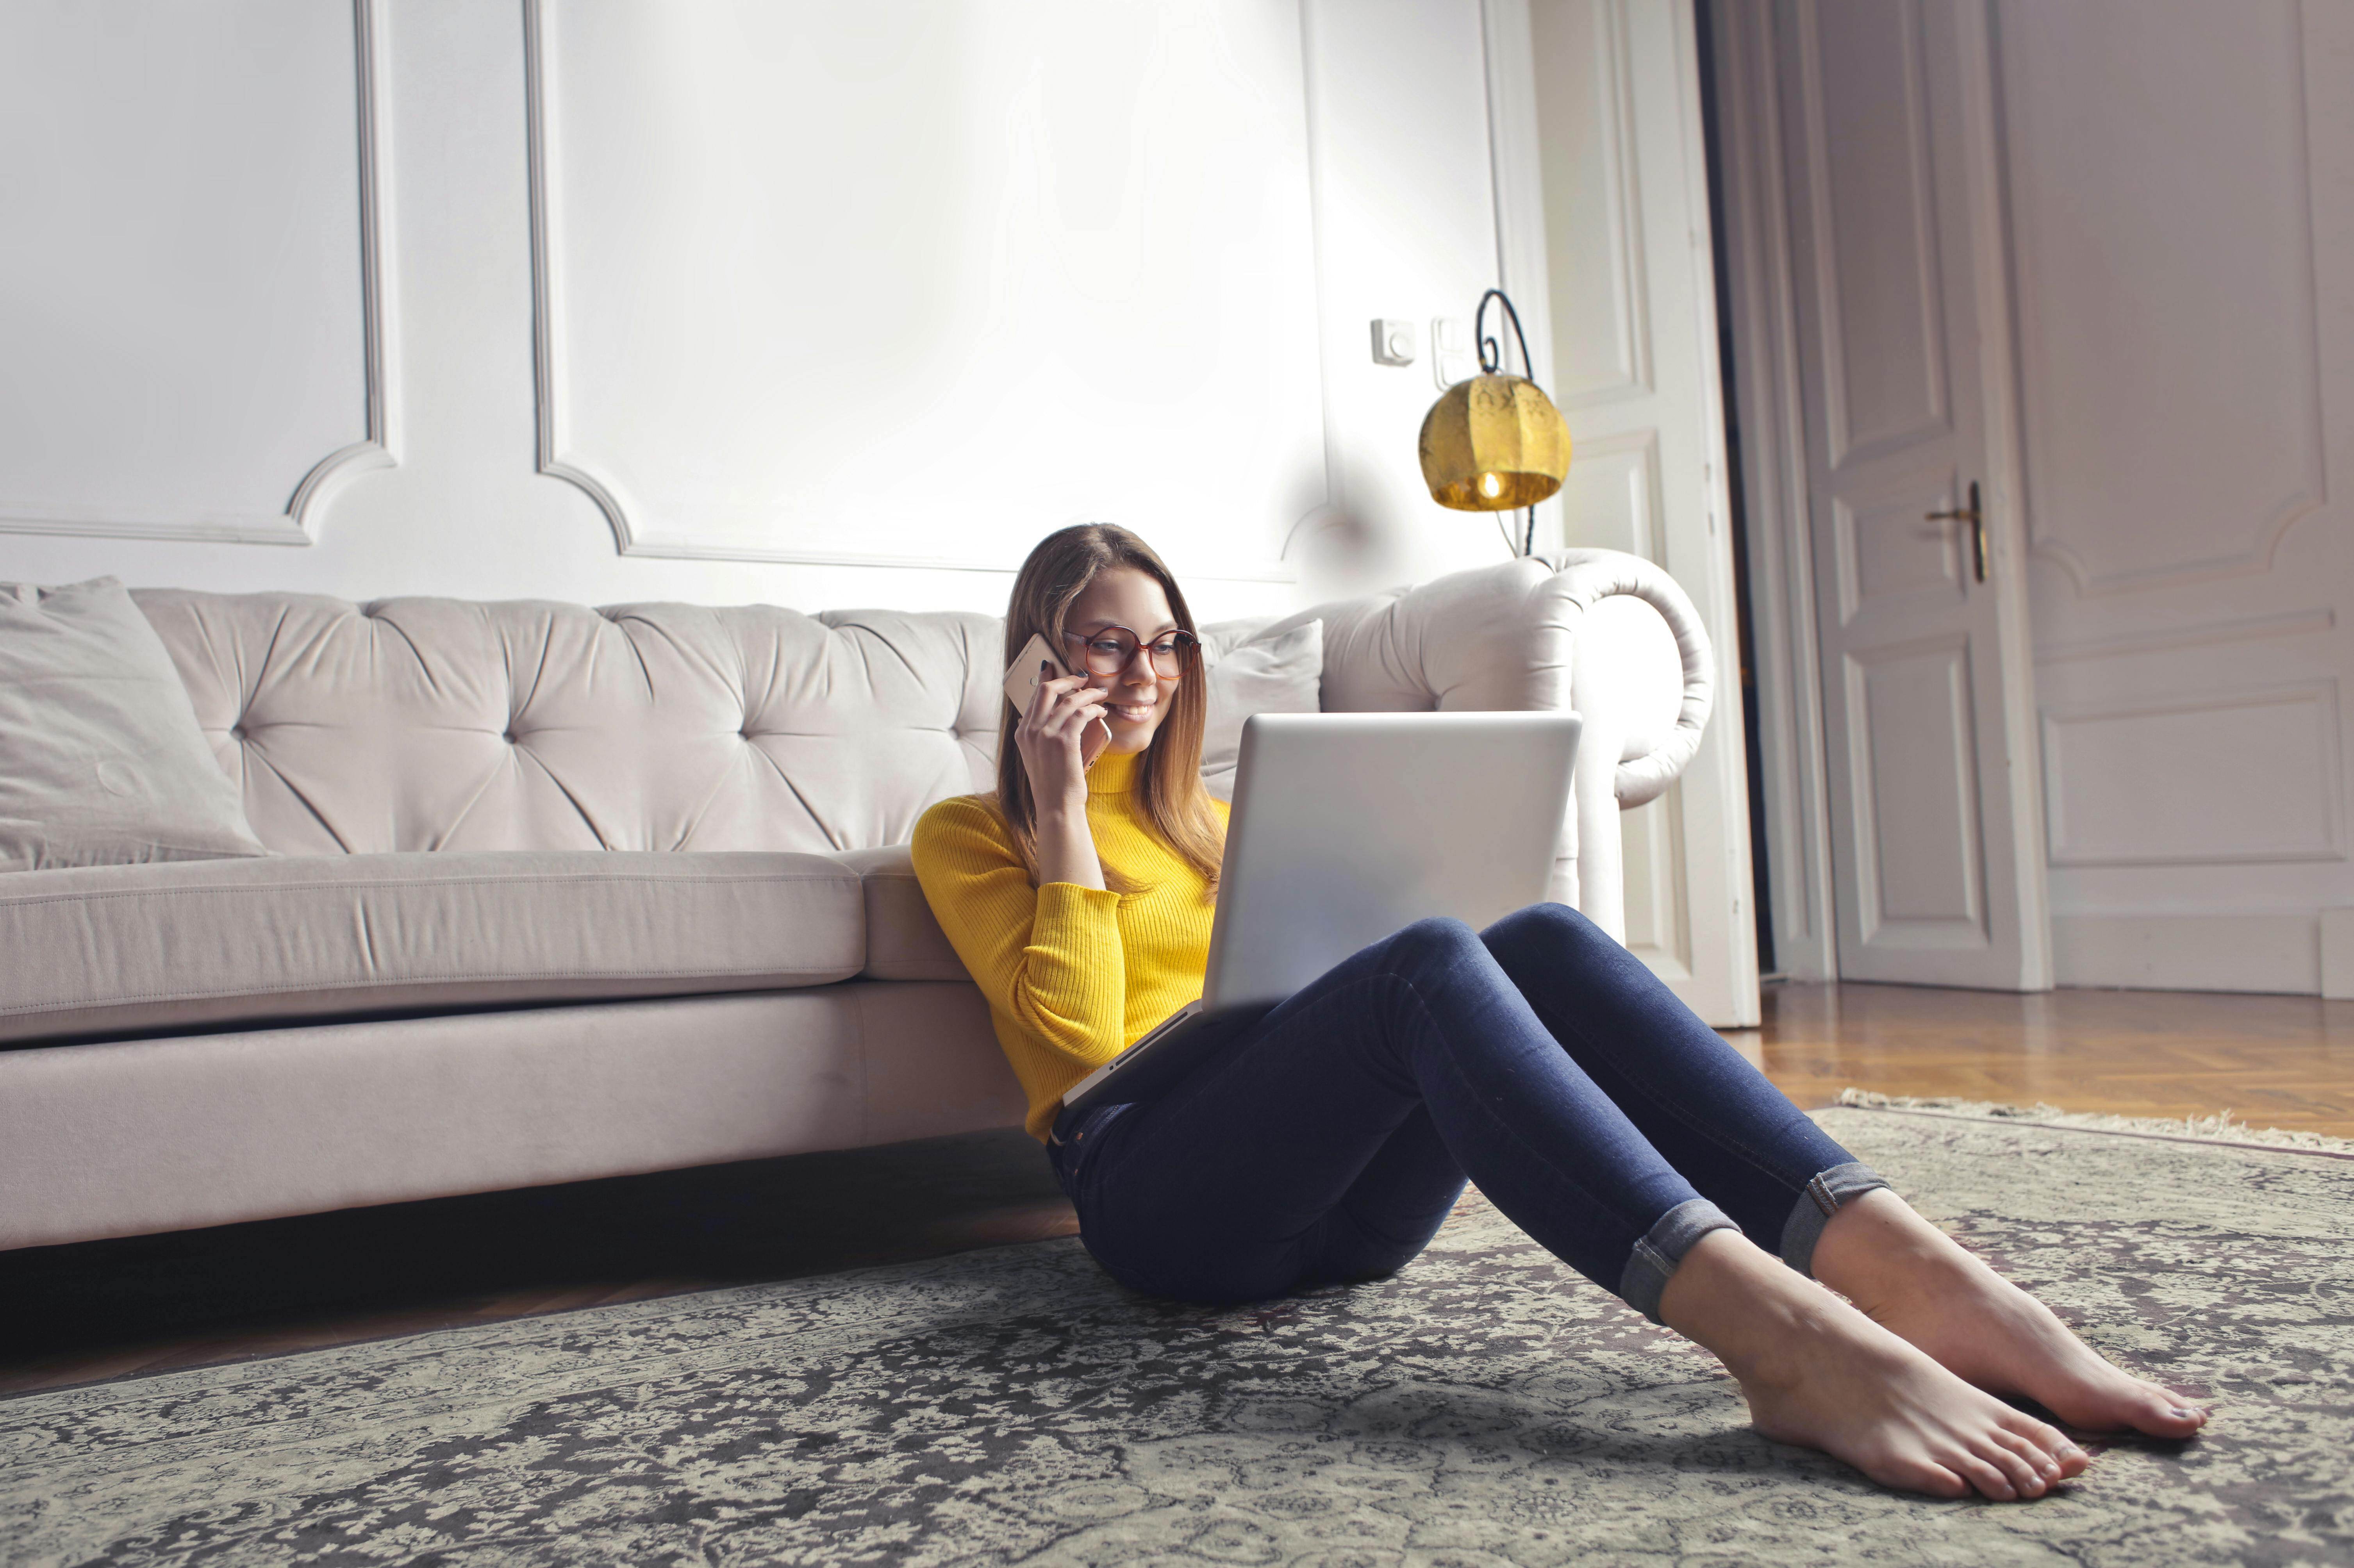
[1430, 316, 1474, 388]
[1369, 318, 1417, 366]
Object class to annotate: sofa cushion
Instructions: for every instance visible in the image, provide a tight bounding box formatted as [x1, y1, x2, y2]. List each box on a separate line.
[0, 578, 268, 872]
[828, 843, 967, 982]
[1196, 618, 1323, 801]
[0, 851, 864, 1045]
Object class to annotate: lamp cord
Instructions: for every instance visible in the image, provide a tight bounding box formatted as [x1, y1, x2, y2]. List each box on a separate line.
[1476, 289, 1542, 559]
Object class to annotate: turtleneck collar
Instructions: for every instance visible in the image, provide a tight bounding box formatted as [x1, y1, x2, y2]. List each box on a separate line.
[1087, 747, 1146, 795]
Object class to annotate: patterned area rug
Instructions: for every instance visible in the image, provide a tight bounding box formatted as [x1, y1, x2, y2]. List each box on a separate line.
[4, 1106, 2350, 1567]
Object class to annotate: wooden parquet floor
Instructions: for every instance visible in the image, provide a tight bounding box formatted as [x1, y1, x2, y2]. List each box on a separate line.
[1736, 982, 2354, 1137]
[5, 981, 2351, 1397]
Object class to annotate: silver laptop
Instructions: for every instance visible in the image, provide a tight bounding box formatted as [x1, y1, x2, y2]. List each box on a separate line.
[1060, 709, 1582, 1115]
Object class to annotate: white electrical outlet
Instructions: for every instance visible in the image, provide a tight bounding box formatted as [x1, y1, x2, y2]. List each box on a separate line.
[1369, 319, 1417, 367]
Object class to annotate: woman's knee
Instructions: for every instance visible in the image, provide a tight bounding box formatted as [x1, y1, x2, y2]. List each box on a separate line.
[1481, 899, 1618, 975]
[1379, 914, 1487, 976]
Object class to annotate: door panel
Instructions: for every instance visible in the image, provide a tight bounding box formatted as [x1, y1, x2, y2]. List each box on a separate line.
[1803, 0, 1952, 465]
[1848, 637, 1986, 937]
[1515, 0, 1759, 1022]
[1836, 470, 1965, 620]
[1776, 0, 2049, 986]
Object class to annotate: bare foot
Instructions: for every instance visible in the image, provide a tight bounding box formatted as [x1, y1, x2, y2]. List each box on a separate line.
[1813, 1188, 2208, 1441]
[1660, 1230, 2088, 1500]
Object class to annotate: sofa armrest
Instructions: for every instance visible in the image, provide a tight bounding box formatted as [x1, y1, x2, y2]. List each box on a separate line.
[1262, 549, 1713, 937]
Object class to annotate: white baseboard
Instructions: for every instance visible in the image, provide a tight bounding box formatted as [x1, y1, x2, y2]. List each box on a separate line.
[2051, 914, 2319, 995]
[2320, 910, 2354, 1000]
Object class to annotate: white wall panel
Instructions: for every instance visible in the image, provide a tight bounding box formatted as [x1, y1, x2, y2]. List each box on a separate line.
[2003, 0, 2324, 597]
[0, 0, 1514, 626]
[2011, 0, 2354, 991]
[2054, 913, 2319, 995]
[0, 0, 392, 545]
[2042, 686, 2343, 867]
[523, 0, 1324, 582]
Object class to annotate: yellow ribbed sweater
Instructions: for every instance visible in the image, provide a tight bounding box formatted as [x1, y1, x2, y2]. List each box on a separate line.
[910, 749, 1225, 1141]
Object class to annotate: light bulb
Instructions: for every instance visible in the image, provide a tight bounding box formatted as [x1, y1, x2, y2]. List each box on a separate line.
[1479, 472, 1501, 499]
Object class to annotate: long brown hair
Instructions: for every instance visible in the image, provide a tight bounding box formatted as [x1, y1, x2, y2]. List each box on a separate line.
[994, 524, 1225, 895]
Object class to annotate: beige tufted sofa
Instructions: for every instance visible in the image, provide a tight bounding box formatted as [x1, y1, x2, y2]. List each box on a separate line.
[0, 550, 1711, 1252]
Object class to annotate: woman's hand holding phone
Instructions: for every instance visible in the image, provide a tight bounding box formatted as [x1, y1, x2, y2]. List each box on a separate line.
[1006, 633, 1112, 813]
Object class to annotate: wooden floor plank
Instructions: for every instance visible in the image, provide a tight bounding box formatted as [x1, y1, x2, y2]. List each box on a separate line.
[1747, 981, 2354, 1134]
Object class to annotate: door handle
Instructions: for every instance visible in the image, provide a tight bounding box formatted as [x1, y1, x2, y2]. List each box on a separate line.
[1926, 480, 1986, 583]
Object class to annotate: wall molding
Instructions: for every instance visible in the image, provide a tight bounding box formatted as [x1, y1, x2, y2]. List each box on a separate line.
[2040, 680, 2345, 867]
[2036, 606, 2335, 666]
[2010, 0, 2328, 599]
[0, 0, 397, 549]
[520, 0, 1307, 583]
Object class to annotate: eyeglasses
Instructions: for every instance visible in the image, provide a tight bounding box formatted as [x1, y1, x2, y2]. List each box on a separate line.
[1060, 625, 1199, 678]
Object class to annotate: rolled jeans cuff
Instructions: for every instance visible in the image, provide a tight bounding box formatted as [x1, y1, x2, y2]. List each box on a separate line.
[1778, 1161, 1894, 1276]
[1619, 1197, 1740, 1325]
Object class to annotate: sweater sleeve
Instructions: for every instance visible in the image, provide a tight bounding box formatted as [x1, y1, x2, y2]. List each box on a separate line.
[910, 796, 1130, 1070]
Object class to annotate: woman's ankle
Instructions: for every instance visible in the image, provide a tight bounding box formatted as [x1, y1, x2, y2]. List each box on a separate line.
[1812, 1188, 1983, 1308]
[1657, 1228, 1841, 1377]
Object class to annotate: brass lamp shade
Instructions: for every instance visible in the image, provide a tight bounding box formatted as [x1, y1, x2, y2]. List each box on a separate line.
[1418, 374, 1573, 511]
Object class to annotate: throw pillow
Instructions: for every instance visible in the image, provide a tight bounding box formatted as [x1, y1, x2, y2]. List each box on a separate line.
[0, 577, 268, 871]
[1198, 619, 1323, 801]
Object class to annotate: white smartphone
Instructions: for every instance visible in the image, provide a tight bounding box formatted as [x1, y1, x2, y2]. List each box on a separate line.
[1003, 632, 1112, 748]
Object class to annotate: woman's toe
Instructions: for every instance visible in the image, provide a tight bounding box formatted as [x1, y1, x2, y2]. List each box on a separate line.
[1898, 1458, 1970, 1500]
[1953, 1451, 2017, 1500]
[1983, 1436, 2046, 1497]
[2142, 1393, 2208, 1437]
[1998, 1411, 2083, 1477]
[1986, 1431, 2052, 1495]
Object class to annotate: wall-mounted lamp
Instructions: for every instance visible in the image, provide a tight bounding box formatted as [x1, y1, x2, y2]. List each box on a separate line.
[1417, 289, 1571, 557]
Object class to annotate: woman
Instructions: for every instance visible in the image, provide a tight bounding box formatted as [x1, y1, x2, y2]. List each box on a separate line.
[912, 524, 2206, 1501]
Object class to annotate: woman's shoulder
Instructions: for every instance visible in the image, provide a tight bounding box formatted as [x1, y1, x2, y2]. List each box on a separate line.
[913, 793, 1017, 866]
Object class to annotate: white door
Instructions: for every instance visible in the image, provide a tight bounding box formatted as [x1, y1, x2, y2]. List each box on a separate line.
[1772, 0, 2051, 987]
[1493, 0, 1761, 1025]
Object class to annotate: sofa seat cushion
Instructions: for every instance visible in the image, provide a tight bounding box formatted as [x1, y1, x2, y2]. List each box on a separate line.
[0, 851, 864, 1045]
[828, 843, 967, 982]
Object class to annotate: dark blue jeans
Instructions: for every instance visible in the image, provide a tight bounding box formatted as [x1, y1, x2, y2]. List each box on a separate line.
[1047, 903, 1885, 1318]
